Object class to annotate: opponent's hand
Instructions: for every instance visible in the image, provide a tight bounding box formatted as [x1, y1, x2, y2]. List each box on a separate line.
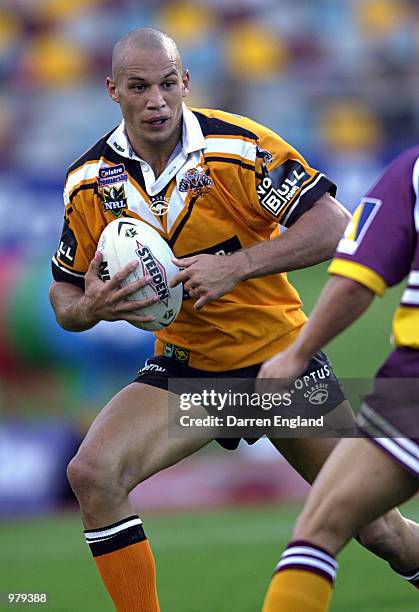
[79, 251, 158, 326]
[170, 254, 241, 310]
[256, 347, 309, 395]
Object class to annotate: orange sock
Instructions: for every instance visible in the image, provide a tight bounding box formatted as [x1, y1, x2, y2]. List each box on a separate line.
[262, 541, 337, 612]
[85, 515, 159, 611]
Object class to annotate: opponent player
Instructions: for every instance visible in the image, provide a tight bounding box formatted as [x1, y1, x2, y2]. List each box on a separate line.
[259, 145, 419, 611]
[49, 28, 419, 611]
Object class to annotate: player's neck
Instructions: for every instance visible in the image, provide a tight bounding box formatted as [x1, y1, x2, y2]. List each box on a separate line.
[127, 126, 182, 179]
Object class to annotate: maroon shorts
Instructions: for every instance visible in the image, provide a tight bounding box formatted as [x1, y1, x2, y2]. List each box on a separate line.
[356, 348, 419, 478]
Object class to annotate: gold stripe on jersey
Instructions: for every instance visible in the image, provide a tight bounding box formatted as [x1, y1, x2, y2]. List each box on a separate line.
[392, 306, 419, 348]
[328, 259, 387, 296]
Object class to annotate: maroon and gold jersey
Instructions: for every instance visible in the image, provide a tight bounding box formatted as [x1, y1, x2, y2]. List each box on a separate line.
[52, 106, 336, 370]
[329, 145, 419, 351]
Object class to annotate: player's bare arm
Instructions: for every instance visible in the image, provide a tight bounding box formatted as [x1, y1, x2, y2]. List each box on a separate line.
[258, 275, 375, 385]
[171, 193, 350, 309]
[49, 251, 158, 331]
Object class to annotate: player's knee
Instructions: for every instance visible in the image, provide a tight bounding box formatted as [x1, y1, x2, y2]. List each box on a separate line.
[67, 452, 125, 509]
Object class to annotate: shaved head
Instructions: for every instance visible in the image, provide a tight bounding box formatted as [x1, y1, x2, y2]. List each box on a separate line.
[112, 28, 182, 79]
[106, 27, 189, 161]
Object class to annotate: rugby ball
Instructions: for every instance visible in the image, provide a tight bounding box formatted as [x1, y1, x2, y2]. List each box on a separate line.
[97, 218, 182, 331]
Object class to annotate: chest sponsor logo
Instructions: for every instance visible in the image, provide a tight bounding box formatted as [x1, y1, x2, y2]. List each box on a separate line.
[101, 184, 128, 217]
[257, 164, 308, 217]
[135, 241, 170, 305]
[179, 167, 213, 197]
[98, 163, 128, 188]
[149, 196, 170, 217]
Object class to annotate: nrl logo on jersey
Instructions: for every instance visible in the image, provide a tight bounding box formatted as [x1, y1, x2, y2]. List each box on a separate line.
[101, 184, 128, 217]
[148, 196, 170, 217]
[179, 167, 213, 197]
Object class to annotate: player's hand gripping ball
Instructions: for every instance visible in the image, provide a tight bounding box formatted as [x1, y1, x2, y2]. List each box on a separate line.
[97, 218, 183, 331]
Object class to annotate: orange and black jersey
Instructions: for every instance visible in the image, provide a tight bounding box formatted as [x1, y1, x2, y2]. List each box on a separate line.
[52, 106, 337, 370]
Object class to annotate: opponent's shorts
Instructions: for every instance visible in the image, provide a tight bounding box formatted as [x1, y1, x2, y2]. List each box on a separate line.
[134, 350, 346, 450]
[356, 347, 419, 479]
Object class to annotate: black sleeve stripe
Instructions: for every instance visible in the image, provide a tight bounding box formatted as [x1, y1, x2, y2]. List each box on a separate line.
[204, 155, 255, 172]
[69, 182, 98, 202]
[193, 111, 258, 140]
[283, 176, 337, 227]
[51, 260, 85, 290]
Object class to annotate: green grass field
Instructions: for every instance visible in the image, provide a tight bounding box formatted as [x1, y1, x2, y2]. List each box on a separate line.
[2, 500, 418, 611]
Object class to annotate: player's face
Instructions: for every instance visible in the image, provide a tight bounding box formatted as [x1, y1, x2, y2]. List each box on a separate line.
[107, 46, 189, 148]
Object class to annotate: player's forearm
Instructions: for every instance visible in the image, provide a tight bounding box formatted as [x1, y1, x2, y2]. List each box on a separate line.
[291, 276, 375, 360]
[49, 281, 99, 332]
[236, 195, 350, 280]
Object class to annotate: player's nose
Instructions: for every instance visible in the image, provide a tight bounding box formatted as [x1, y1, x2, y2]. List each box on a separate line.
[146, 85, 166, 108]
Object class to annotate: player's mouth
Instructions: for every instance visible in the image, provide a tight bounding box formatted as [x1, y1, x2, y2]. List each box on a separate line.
[144, 117, 170, 129]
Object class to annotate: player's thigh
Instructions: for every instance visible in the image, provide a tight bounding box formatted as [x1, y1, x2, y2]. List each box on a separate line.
[76, 382, 211, 490]
[269, 399, 354, 484]
[295, 437, 419, 551]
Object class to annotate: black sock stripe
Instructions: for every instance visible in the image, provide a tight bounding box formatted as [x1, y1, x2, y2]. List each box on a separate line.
[88, 524, 147, 557]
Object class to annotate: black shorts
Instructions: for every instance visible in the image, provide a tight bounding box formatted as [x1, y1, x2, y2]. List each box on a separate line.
[134, 351, 345, 450]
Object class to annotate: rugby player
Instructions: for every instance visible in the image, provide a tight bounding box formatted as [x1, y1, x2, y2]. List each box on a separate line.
[260, 145, 419, 611]
[49, 28, 419, 611]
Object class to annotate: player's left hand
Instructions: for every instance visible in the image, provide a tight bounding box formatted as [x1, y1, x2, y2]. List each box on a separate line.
[256, 347, 309, 394]
[170, 254, 241, 309]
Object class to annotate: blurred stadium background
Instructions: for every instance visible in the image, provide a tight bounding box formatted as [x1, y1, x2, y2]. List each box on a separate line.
[0, 0, 418, 610]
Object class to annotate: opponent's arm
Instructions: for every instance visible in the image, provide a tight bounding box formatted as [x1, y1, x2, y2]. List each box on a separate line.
[50, 252, 158, 332]
[171, 193, 350, 309]
[257, 275, 375, 381]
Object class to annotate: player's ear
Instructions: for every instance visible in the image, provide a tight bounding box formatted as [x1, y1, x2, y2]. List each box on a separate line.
[106, 77, 120, 103]
[181, 70, 190, 98]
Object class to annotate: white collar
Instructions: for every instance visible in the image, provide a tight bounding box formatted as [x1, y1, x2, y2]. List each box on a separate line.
[107, 104, 205, 160]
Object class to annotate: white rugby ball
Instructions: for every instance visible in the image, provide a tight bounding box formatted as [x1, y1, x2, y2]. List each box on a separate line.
[97, 218, 182, 331]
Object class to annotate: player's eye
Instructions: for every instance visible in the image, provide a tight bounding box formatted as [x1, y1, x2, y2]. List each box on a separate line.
[132, 84, 146, 92]
[163, 81, 175, 89]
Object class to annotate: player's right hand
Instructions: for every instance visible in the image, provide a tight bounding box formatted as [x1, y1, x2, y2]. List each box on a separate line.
[80, 251, 158, 325]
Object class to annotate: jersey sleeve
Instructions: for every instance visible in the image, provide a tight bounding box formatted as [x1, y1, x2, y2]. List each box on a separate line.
[251, 129, 337, 227]
[51, 187, 97, 289]
[328, 148, 418, 295]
